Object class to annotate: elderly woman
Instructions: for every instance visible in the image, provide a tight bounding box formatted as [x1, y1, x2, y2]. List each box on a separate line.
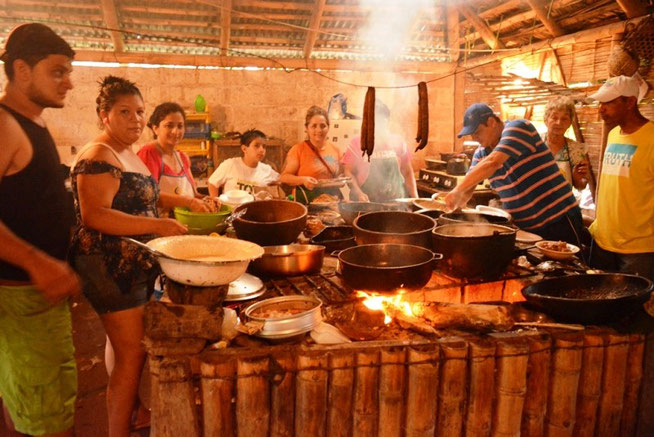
[542, 97, 594, 195]
[70, 76, 193, 436]
[280, 106, 342, 203]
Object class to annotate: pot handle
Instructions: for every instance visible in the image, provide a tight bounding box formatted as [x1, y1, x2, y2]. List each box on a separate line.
[330, 249, 343, 257]
[431, 252, 443, 261]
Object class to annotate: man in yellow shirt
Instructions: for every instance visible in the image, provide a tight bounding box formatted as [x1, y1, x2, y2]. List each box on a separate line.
[588, 75, 654, 281]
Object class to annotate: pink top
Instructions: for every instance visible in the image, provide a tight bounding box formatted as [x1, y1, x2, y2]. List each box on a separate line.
[137, 142, 196, 189]
[342, 134, 411, 185]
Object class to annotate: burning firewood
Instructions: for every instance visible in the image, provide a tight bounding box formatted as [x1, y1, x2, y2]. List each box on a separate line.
[382, 302, 438, 335]
[409, 302, 515, 332]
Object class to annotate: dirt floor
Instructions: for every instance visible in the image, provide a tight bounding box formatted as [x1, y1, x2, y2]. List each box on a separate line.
[0, 294, 149, 437]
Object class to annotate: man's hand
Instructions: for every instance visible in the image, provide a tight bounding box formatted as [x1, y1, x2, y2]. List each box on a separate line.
[444, 187, 472, 212]
[26, 253, 81, 306]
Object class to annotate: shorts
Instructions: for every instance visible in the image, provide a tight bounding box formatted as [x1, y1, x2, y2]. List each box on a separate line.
[73, 254, 151, 315]
[0, 284, 76, 435]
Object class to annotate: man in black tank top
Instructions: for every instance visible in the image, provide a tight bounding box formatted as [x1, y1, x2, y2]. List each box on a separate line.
[0, 23, 79, 437]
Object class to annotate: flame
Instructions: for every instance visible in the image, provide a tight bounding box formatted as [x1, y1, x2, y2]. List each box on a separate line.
[356, 290, 414, 325]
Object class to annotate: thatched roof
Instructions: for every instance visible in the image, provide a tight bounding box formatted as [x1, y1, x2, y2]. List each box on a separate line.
[0, 0, 650, 71]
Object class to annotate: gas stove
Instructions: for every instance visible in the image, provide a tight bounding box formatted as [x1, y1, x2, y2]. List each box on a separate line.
[418, 169, 486, 191]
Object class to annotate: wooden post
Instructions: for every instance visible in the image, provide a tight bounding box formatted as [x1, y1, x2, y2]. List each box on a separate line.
[437, 338, 468, 437]
[327, 351, 355, 437]
[573, 330, 606, 437]
[269, 353, 296, 437]
[200, 357, 237, 437]
[378, 347, 406, 437]
[150, 357, 200, 437]
[545, 332, 583, 437]
[465, 340, 496, 437]
[596, 332, 630, 437]
[521, 332, 552, 437]
[295, 353, 329, 437]
[405, 345, 440, 437]
[491, 334, 529, 437]
[636, 332, 654, 437]
[620, 334, 645, 437]
[353, 350, 380, 437]
[236, 356, 270, 437]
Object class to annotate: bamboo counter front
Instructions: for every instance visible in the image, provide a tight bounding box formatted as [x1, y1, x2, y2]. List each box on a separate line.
[145, 273, 654, 437]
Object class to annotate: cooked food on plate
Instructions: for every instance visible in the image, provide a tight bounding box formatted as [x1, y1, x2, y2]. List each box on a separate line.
[312, 193, 339, 204]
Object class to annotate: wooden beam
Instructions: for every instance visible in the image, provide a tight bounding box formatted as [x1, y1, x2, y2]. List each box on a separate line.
[615, 0, 649, 18]
[72, 49, 455, 73]
[458, 4, 505, 50]
[220, 0, 231, 56]
[99, 0, 124, 53]
[523, 0, 564, 37]
[459, 14, 649, 68]
[304, 0, 327, 59]
[446, 0, 460, 62]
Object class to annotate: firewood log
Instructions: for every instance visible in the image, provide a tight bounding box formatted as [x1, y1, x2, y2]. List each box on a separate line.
[408, 302, 514, 332]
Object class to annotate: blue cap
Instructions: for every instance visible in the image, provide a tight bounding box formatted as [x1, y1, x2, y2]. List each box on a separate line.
[457, 103, 495, 138]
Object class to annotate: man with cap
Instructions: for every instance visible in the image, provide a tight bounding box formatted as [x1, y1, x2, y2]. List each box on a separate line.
[445, 103, 587, 246]
[588, 75, 654, 281]
[0, 23, 79, 436]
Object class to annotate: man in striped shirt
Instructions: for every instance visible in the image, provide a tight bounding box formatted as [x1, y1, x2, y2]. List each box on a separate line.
[445, 103, 587, 246]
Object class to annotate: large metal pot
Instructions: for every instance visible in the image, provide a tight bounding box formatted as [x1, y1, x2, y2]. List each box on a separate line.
[233, 200, 307, 246]
[249, 244, 325, 277]
[353, 211, 436, 249]
[432, 224, 517, 280]
[338, 202, 393, 225]
[338, 244, 442, 292]
[438, 211, 512, 226]
[146, 235, 264, 286]
[310, 226, 355, 253]
[243, 296, 322, 339]
[522, 274, 653, 324]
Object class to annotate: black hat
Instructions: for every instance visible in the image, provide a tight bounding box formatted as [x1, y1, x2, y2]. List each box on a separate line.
[1, 23, 75, 63]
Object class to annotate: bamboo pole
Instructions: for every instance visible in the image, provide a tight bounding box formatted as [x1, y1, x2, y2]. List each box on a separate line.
[521, 332, 552, 437]
[269, 353, 296, 437]
[150, 357, 201, 437]
[437, 338, 468, 437]
[491, 335, 529, 437]
[573, 331, 606, 437]
[295, 353, 329, 437]
[636, 332, 654, 437]
[236, 356, 270, 437]
[620, 334, 645, 437]
[378, 347, 407, 437]
[596, 332, 630, 437]
[465, 340, 496, 437]
[545, 332, 583, 437]
[353, 350, 380, 437]
[200, 357, 237, 437]
[405, 345, 440, 437]
[326, 352, 355, 437]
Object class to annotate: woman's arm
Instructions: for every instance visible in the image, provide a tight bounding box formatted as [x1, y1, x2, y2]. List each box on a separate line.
[158, 191, 209, 212]
[342, 162, 368, 201]
[280, 151, 317, 189]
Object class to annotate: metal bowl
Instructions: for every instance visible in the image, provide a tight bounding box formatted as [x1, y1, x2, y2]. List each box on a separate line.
[233, 200, 307, 246]
[244, 296, 322, 339]
[248, 244, 325, 277]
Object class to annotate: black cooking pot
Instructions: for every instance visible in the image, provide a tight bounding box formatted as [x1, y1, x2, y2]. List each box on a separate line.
[353, 211, 436, 249]
[338, 244, 442, 292]
[432, 223, 517, 280]
[521, 274, 653, 324]
[445, 154, 470, 175]
[438, 211, 512, 226]
[310, 225, 355, 253]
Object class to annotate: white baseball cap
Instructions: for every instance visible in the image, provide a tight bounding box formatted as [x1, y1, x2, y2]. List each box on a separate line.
[589, 75, 640, 102]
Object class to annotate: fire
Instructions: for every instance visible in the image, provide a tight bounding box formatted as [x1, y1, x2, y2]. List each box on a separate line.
[356, 290, 415, 325]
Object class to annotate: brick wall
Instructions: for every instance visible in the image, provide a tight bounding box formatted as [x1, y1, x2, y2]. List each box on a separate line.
[0, 64, 457, 168]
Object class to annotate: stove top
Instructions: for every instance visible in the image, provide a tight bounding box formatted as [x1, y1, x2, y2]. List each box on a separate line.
[418, 169, 486, 191]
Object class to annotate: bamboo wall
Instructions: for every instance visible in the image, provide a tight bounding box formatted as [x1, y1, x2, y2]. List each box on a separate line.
[148, 329, 654, 437]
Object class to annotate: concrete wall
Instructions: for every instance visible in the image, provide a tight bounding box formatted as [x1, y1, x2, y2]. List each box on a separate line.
[0, 63, 458, 168]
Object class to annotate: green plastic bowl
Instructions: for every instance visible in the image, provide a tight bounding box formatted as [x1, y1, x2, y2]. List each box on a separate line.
[174, 204, 232, 235]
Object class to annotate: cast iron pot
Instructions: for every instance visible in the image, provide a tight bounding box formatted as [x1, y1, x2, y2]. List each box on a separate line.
[445, 154, 470, 175]
[233, 200, 307, 246]
[353, 211, 436, 249]
[338, 244, 442, 292]
[338, 201, 393, 225]
[521, 274, 653, 324]
[438, 211, 512, 226]
[310, 225, 355, 253]
[432, 223, 517, 280]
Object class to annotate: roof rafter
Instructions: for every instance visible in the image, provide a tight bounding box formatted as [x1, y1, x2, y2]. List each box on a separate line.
[615, 0, 649, 18]
[523, 0, 564, 37]
[304, 0, 327, 59]
[100, 0, 124, 52]
[221, 0, 232, 55]
[458, 4, 506, 50]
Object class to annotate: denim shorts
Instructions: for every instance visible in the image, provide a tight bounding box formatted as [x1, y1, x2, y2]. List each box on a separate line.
[73, 254, 151, 314]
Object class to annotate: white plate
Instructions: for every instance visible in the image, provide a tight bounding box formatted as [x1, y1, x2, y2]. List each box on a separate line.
[225, 273, 266, 301]
[516, 230, 543, 243]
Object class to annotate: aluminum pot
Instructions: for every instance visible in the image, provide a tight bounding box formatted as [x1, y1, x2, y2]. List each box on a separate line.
[233, 200, 307, 246]
[310, 225, 355, 253]
[438, 211, 512, 226]
[244, 296, 322, 339]
[249, 244, 325, 277]
[432, 224, 516, 280]
[353, 211, 435, 249]
[338, 244, 442, 292]
[522, 274, 653, 324]
[146, 235, 264, 286]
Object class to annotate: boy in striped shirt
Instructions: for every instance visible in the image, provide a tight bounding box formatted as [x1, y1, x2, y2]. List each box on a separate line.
[445, 103, 587, 246]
